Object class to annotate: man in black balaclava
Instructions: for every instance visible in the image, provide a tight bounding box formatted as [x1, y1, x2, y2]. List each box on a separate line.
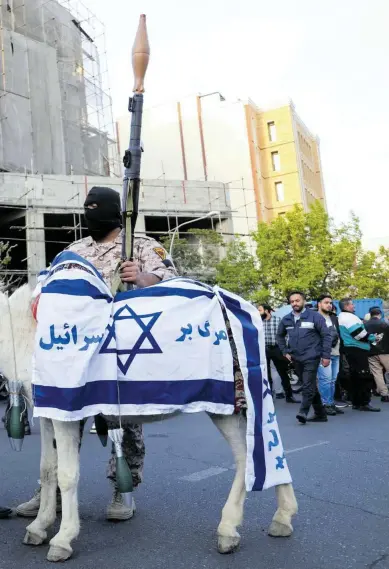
[83, 186, 122, 242]
[16, 186, 177, 522]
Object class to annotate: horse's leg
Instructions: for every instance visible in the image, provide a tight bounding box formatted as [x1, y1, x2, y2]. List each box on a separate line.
[268, 483, 298, 537]
[209, 413, 246, 554]
[24, 418, 58, 545]
[47, 420, 80, 562]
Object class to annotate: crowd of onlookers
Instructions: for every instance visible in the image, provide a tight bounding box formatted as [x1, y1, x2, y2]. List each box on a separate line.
[1, 289, 387, 518]
[259, 292, 389, 424]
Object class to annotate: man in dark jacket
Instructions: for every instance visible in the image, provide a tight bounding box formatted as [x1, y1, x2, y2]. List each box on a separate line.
[258, 303, 299, 403]
[277, 291, 332, 424]
[339, 298, 380, 412]
[365, 307, 389, 402]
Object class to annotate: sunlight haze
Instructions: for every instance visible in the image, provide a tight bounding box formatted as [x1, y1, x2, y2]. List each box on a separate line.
[93, 0, 388, 247]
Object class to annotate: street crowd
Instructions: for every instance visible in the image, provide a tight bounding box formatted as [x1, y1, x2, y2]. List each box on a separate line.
[1, 188, 388, 523]
[259, 292, 389, 424]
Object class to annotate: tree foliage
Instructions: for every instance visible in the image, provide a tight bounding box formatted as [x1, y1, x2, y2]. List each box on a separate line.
[216, 203, 389, 303]
[160, 229, 224, 284]
[214, 238, 265, 301]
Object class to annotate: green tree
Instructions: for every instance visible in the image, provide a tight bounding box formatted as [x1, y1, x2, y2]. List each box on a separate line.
[216, 203, 389, 303]
[215, 238, 265, 302]
[352, 246, 389, 299]
[160, 229, 224, 284]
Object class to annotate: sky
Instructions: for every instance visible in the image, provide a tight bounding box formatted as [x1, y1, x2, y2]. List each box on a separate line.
[91, 0, 389, 248]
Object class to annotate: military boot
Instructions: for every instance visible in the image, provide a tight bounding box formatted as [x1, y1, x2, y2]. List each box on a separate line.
[106, 481, 136, 521]
[16, 484, 61, 518]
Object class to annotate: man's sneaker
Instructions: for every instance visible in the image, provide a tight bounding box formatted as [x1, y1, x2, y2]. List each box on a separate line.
[324, 405, 337, 416]
[16, 487, 61, 518]
[334, 405, 344, 415]
[335, 401, 348, 409]
[296, 412, 307, 424]
[0, 506, 12, 518]
[381, 395, 389, 403]
[359, 404, 381, 412]
[307, 415, 328, 422]
[106, 488, 136, 521]
[286, 395, 300, 403]
[275, 393, 285, 400]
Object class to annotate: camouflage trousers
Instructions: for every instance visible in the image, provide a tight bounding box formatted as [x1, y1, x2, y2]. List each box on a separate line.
[80, 418, 145, 488]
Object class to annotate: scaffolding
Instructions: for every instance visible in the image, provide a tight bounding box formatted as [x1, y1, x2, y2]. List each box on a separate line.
[0, 0, 259, 284]
[0, 172, 258, 283]
[0, 0, 119, 176]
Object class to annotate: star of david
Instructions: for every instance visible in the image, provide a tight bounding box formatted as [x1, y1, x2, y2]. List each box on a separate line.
[99, 304, 163, 375]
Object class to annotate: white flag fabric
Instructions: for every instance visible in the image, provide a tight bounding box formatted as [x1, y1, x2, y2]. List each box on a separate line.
[32, 251, 292, 491]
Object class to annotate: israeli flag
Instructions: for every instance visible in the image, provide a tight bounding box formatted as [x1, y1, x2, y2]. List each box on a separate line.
[32, 252, 291, 491]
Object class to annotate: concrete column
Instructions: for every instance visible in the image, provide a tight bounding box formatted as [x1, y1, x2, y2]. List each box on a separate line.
[135, 214, 146, 235]
[26, 209, 46, 284]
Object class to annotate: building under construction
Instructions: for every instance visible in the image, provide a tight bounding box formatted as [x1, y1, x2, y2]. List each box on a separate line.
[0, 0, 233, 285]
[0, 0, 118, 176]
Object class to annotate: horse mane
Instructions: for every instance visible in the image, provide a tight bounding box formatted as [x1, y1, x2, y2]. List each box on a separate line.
[0, 284, 36, 398]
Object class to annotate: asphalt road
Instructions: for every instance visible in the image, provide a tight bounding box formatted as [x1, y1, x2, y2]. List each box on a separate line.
[1, 399, 389, 569]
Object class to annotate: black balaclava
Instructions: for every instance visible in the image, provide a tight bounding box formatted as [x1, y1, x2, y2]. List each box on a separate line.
[84, 186, 122, 241]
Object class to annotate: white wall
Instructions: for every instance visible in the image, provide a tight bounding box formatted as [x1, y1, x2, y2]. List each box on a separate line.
[117, 95, 258, 241]
[0, 172, 232, 282]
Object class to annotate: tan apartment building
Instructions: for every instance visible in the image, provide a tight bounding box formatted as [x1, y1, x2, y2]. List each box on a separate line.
[246, 101, 327, 222]
[116, 96, 327, 237]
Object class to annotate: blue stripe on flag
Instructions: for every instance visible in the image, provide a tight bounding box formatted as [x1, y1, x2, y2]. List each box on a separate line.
[168, 277, 214, 291]
[219, 292, 265, 491]
[33, 379, 234, 411]
[51, 251, 105, 283]
[42, 279, 112, 302]
[115, 286, 214, 302]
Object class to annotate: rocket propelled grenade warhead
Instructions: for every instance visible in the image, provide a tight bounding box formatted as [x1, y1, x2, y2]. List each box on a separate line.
[108, 428, 134, 507]
[120, 13, 150, 267]
[6, 380, 26, 452]
[132, 14, 150, 93]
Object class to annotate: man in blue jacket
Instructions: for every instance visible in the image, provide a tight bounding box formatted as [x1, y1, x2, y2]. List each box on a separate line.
[277, 291, 332, 424]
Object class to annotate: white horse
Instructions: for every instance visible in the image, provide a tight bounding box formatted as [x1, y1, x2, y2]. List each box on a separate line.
[0, 285, 298, 562]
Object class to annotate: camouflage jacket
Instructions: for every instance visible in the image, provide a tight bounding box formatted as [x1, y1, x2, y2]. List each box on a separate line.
[67, 231, 176, 290]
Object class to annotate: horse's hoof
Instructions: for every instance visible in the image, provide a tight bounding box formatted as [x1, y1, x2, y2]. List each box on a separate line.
[268, 520, 293, 537]
[47, 545, 72, 562]
[217, 534, 241, 554]
[23, 529, 46, 546]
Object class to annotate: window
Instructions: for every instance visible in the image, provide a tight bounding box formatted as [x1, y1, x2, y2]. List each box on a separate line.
[275, 181, 284, 202]
[267, 121, 276, 142]
[271, 151, 280, 172]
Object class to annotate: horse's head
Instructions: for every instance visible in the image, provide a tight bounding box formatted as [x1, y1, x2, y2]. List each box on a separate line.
[0, 284, 36, 404]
